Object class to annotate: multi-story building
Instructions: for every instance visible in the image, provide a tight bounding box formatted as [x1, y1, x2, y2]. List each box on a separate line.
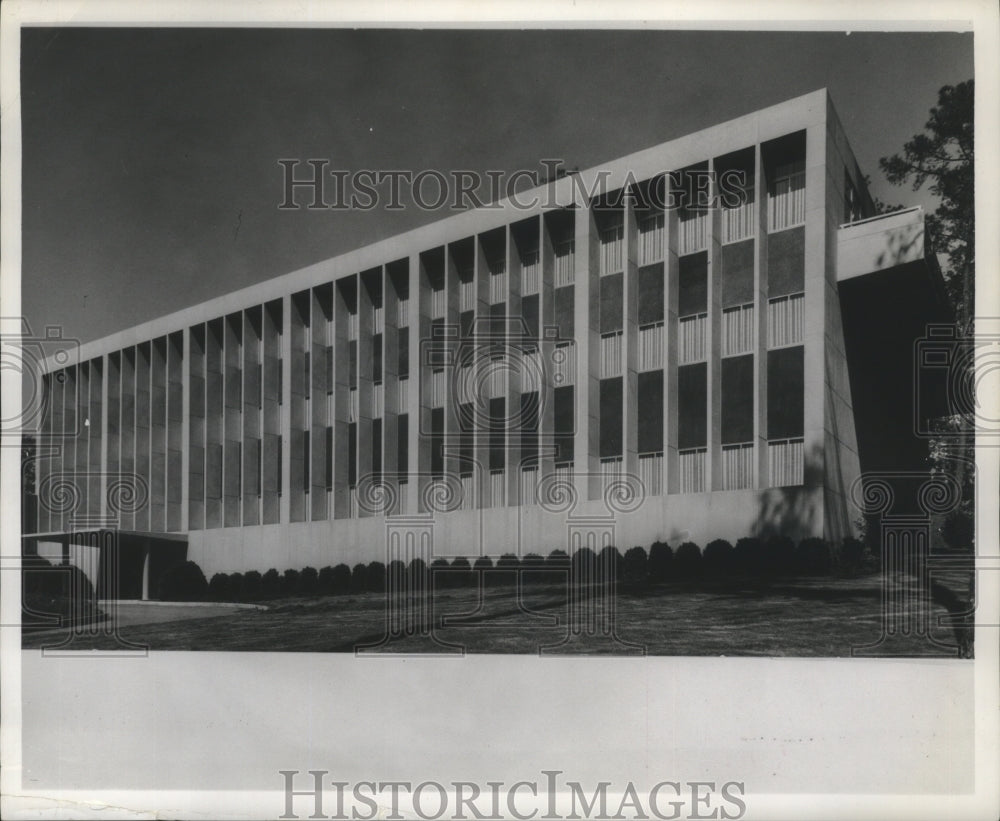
[22, 89, 951, 596]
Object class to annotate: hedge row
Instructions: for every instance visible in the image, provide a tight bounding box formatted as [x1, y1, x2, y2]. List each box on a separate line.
[155, 536, 870, 603]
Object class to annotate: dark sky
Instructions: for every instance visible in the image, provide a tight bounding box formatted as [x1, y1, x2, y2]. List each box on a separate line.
[20, 28, 973, 345]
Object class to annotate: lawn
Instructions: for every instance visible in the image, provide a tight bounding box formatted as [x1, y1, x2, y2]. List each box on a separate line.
[21, 570, 973, 657]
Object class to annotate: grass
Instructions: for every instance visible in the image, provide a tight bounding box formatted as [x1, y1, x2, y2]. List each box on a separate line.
[21, 570, 973, 656]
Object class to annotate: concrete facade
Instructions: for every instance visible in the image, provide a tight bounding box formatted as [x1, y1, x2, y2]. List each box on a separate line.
[27, 89, 945, 581]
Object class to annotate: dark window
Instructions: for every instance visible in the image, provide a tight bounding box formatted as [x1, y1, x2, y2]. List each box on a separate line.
[599, 377, 623, 458]
[554, 285, 575, 339]
[398, 330, 409, 377]
[678, 363, 707, 449]
[554, 385, 574, 463]
[721, 354, 754, 444]
[373, 334, 382, 382]
[637, 263, 665, 326]
[397, 414, 409, 474]
[767, 346, 804, 438]
[637, 370, 664, 453]
[430, 407, 444, 476]
[678, 252, 708, 316]
[600, 272, 623, 334]
[521, 294, 540, 340]
[520, 391, 540, 464]
[372, 418, 382, 476]
[768, 226, 805, 297]
[489, 397, 505, 470]
[721, 239, 755, 307]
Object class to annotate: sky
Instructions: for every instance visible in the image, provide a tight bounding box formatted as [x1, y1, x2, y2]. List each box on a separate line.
[19, 27, 974, 346]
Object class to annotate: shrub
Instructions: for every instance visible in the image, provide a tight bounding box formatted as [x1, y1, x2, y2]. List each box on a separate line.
[734, 537, 764, 575]
[648, 541, 673, 583]
[430, 558, 452, 589]
[240, 570, 263, 601]
[450, 557, 473, 587]
[22, 555, 55, 596]
[520, 553, 546, 585]
[764, 537, 796, 576]
[386, 560, 407, 594]
[796, 537, 832, 575]
[261, 568, 281, 597]
[209, 573, 230, 600]
[541, 550, 570, 586]
[545, 549, 570, 567]
[841, 537, 865, 573]
[571, 547, 597, 585]
[598, 545, 622, 583]
[473, 556, 494, 574]
[491, 554, 520, 587]
[227, 572, 245, 601]
[350, 563, 368, 594]
[673, 542, 702, 579]
[22, 560, 97, 625]
[366, 561, 386, 594]
[299, 566, 318, 596]
[408, 557, 429, 590]
[27, 562, 97, 603]
[332, 563, 352, 594]
[703, 539, 734, 576]
[622, 546, 648, 587]
[318, 565, 337, 595]
[281, 568, 301, 596]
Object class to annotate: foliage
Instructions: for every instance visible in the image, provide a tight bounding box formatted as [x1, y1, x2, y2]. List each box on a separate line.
[673, 542, 702, 578]
[155, 560, 208, 601]
[262, 568, 281, 597]
[622, 546, 648, 586]
[240, 570, 263, 601]
[703, 539, 735, 576]
[365, 561, 386, 594]
[879, 80, 974, 326]
[648, 541, 673, 582]
[209, 573, 230, 600]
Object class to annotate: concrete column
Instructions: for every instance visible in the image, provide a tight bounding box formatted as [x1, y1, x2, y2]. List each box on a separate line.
[408, 252, 432, 513]
[622, 193, 639, 482]
[574, 201, 600, 501]
[753, 143, 770, 488]
[332, 282, 351, 518]
[505, 223, 523, 505]
[663, 189, 679, 495]
[356, 273, 375, 516]
[279, 295, 292, 525]
[62, 365, 76, 534]
[442, 247, 463, 499]
[309, 289, 330, 521]
[382, 265, 400, 514]
[100, 353, 110, 521]
[538, 214, 557, 484]
[803, 123, 828, 495]
[471, 239, 490, 507]
[706, 161, 723, 491]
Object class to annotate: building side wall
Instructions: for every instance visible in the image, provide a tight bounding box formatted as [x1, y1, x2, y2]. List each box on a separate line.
[30, 90, 862, 570]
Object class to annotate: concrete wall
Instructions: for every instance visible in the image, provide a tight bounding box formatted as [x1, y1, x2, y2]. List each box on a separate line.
[186, 486, 825, 576]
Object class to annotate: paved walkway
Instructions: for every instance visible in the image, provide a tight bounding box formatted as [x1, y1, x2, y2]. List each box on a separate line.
[96, 601, 262, 628]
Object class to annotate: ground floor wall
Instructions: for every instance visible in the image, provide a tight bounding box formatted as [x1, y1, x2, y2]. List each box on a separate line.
[185, 485, 835, 577]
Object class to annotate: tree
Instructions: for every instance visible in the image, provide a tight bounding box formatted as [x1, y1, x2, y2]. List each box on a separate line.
[881, 82, 975, 560]
[879, 80, 974, 329]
